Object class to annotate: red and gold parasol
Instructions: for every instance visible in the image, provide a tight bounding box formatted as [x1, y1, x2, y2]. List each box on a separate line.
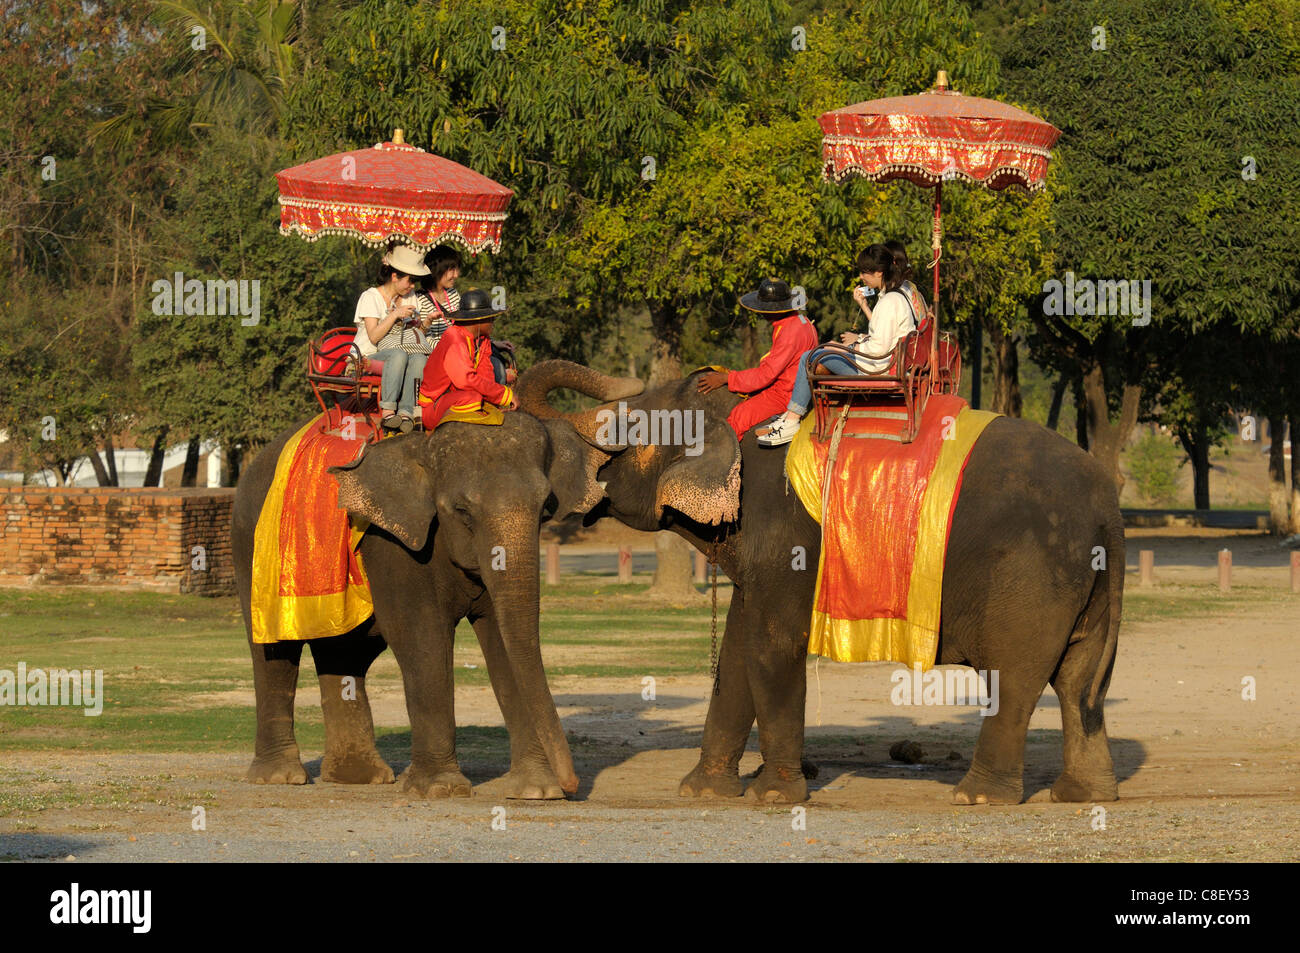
[276, 130, 514, 253]
[819, 72, 1060, 370]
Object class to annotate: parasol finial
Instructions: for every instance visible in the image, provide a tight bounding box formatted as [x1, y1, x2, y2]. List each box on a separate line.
[934, 70, 949, 91]
[392, 128, 405, 145]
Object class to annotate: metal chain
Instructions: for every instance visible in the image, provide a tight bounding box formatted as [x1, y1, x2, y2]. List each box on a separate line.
[708, 541, 720, 696]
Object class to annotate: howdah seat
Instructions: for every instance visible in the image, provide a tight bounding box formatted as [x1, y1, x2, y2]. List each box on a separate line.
[809, 312, 961, 444]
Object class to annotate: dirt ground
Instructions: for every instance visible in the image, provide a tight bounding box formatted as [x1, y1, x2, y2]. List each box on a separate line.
[2, 530, 1298, 862]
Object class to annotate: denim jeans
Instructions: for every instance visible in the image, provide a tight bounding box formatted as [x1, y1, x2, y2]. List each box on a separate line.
[368, 348, 427, 416]
[788, 349, 860, 415]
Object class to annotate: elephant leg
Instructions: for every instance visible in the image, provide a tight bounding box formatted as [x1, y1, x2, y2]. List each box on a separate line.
[680, 588, 754, 799]
[385, 612, 472, 798]
[311, 627, 394, 785]
[246, 637, 309, 784]
[1049, 631, 1119, 803]
[742, 582, 812, 804]
[952, 667, 1051, 806]
[470, 613, 565, 800]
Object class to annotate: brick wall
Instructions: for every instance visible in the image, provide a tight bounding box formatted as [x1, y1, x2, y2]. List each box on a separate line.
[0, 488, 236, 595]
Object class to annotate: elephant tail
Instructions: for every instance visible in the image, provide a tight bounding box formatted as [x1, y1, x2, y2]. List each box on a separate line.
[1083, 512, 1125, 729]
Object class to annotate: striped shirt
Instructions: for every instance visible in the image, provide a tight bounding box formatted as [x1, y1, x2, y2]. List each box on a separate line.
[418, 288, 460, 348]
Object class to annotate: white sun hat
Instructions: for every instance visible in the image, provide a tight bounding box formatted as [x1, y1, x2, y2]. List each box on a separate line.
[383, 244, 431, 276]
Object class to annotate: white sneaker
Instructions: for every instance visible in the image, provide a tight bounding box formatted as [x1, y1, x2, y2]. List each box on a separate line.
[757, 416, 801, 446]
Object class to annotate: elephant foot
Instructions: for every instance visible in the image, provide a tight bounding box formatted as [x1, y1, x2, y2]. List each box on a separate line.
[678, 763, 744, 799]
[952, 767, 1023, 805]
[399, 766, 473, 798]
[246, 752, 309, 785]
[503, 765, 567, 800]
[321, 749, 395, 785]
[744, 764, 808, 804]
[1050, 773, 1118, 803]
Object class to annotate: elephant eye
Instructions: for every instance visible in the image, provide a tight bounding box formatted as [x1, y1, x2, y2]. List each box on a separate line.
[453, 503, 474, 528]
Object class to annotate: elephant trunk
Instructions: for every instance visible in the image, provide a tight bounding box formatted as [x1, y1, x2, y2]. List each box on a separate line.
[516, 360, 645, 422]
[480, 523, 578, 794]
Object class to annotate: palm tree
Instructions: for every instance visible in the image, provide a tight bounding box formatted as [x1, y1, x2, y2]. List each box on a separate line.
[91, 0, 301, 151]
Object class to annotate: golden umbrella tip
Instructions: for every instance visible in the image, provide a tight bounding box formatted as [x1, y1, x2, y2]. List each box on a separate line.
[393, 128, 405, 144]
[935, 70, 949, 90]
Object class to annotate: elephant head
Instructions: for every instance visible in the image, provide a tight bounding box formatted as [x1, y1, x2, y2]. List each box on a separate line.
[516, 360, 743, 534]
[326, 407, 633, 795]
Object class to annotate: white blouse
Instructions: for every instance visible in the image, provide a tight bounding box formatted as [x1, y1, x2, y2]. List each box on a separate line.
[853, 290, 918, 372]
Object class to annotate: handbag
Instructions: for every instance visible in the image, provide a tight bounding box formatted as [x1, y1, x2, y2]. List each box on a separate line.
[396, 320, 430, 355]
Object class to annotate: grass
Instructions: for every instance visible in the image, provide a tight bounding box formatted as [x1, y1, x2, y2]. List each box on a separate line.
[0, 581, 725, 753]
[1120, 585, 1296, 624]
[0, 578, 1290, 755]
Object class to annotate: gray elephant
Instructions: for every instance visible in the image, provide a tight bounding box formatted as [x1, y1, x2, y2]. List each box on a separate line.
[232, 385, 634, 797]
[516, 361, 1123, 805]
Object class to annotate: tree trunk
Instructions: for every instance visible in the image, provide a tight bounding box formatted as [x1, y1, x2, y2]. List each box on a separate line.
[989, 323, 1022, 417]
[649, 533, 703, 602]
[103, 432, 119, 486]
[645, 299, 705, 603]
[1267, 415, 1288, 534]
[220, 444, 243, 486]
[143, 427, 168, 487]
[1073, 376, 1089, 452]
[969, 317, 983, 410]
[181, 436, 201, 488]
[1177, 424, 1211, 510]
[88, 447, 111, 486]
[1289, 414, 1299, 534]
[1045, 373, 1067, 431]
[648, 301, 683, 383]
[742, 321, 759, 369]
[1082, 365, 1139, 493]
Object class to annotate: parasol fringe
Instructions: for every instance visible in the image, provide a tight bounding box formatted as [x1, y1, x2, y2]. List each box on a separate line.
[277, 224, 502, 254]
[820, 161, 1047, 193]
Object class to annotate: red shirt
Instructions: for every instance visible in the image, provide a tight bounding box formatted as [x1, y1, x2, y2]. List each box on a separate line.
[419, 323, 512, 408]
[727, 313, 819, 396]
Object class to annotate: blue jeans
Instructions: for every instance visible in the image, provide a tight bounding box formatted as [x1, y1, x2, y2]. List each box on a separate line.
[369, 348, 426, 416]
[788, 349, 860, 415]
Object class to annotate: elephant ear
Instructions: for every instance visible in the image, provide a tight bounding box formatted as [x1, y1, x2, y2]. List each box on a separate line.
[655, 416, 741, 525]
[543, 419, 611, 521]
[328, 437, 436, 551]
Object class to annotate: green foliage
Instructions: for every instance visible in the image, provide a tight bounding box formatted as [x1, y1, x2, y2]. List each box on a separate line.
[91, 0, 303, 151]
[132, 129, 358, 448]
[999, 0, 1300, 339]
[1127, 430, 1183, 505]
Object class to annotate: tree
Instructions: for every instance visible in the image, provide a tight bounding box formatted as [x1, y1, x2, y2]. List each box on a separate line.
[0, 1, 179, 482]
[994, 0, 1300, 491]
[91, 0, 303, 151]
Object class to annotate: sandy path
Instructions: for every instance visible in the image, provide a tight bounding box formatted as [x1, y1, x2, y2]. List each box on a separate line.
[3, 588, 1297, 862]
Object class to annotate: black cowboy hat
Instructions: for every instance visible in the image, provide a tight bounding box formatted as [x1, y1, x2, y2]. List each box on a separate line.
[739, 277, 798, 315]
[451, 288, 506, 323]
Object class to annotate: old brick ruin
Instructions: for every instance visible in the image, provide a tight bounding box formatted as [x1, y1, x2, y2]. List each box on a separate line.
[0, 488, 236, 595]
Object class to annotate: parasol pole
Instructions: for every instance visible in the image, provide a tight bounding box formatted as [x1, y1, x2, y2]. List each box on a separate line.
[927, 69, 949, 390]
[930, 183, 941, 388]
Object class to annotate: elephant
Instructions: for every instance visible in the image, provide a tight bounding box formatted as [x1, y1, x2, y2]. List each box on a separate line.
[515, 360, 1123, 805]
[231, 378, 639, 798]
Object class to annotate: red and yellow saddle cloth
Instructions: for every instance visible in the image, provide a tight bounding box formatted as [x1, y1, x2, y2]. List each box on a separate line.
[785, 395, 999, 668]
[250, 415, 374, 643]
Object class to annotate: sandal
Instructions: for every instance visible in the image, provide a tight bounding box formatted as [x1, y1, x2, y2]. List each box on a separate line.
[380, 413, 403, 431]
[398, 413, 414, 434]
